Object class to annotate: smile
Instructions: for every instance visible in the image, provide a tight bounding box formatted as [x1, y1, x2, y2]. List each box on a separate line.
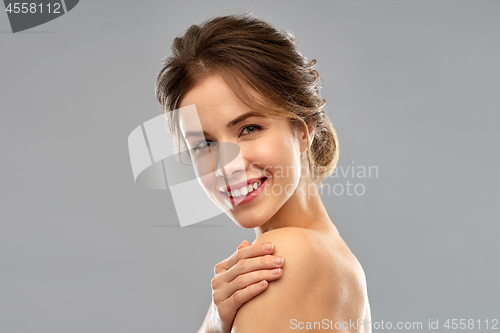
[222, 177, 265, 198]
[219, 177, 268, 205]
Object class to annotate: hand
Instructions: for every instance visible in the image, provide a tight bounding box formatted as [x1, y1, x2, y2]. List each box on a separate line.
[208, 240, 284, 333]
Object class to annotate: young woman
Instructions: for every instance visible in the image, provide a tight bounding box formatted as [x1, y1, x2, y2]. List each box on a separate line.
[156, 13, 371, 333]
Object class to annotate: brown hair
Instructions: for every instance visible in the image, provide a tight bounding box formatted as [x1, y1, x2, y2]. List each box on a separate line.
[155, 13, 339, 186]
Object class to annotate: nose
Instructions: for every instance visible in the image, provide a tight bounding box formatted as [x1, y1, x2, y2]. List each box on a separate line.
[214, 142, 245, 178]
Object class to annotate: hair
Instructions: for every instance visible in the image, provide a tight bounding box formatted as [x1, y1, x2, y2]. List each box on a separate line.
[155, 13, 339, 186]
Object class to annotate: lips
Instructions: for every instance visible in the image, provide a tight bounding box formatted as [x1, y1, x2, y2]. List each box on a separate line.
[219, 177, 267, 197]
[219, 177, 268, 206]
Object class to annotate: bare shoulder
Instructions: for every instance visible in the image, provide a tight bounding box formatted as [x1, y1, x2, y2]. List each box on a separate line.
[253, 227, 320, 262]
[231, 227, 371, 333]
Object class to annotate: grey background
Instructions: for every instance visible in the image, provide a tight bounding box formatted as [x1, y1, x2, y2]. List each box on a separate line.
[1, 1, 499, 332]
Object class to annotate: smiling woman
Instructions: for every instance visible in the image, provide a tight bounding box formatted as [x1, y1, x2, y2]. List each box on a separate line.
[155, 13, 371, 333]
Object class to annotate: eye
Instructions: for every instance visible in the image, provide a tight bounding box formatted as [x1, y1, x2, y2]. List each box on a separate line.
[240, 124, 262, 136]
[192, 140, 217, 154]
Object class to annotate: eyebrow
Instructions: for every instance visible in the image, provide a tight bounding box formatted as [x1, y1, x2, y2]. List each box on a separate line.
[183, 112, 264, 139]
[225, 111, 264, 128]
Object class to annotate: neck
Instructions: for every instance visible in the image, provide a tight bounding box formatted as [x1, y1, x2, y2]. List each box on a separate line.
[254, 178, 333, 238]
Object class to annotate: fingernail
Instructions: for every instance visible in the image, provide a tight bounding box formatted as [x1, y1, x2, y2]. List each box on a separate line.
[273, 257, 283, 265]
[262, 243, 273, 251]
[271, 268, 281, 275]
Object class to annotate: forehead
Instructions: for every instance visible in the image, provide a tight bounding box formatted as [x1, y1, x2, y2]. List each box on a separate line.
[178, 74, 250, 124]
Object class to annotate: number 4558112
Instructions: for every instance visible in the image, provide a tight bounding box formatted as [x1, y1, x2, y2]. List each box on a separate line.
[443, 319, 498, 330]
[5, 2, 62, 14]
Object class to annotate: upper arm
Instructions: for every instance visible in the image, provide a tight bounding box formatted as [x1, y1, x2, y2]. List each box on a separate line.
[230, 228, 370, 333]
[230, 228, 313, 332]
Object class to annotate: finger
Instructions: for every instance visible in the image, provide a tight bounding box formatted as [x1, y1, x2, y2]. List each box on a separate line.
[222, 279, 269, 315]
[237, 240, 251, 250]
[215, 241, 261, 275]
[219, 267, 283, 301]
[214, 261, 226, 275]
[224, 254, 284, 282]
[221, 242, 275, 271]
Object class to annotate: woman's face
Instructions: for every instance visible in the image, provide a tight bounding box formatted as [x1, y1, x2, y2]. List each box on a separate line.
[178, 74, 308, 229]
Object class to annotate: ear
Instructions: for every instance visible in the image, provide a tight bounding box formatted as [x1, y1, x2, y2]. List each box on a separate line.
[299, 123, 316, 154]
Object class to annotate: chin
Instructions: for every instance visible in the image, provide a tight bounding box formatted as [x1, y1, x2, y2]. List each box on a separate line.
[229, 212, 269, 229]
[229, 191, 293, 229]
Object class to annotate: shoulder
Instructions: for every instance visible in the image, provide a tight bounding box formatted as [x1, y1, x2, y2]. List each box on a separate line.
[232, 227, 370, 332]
[252, 227, 325, 288]
[253, 227, 318, 261]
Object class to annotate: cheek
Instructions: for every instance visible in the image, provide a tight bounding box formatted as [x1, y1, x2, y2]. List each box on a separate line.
[245, 140, 276, 168]
[243, 133, 301, 181]
[197, 173, 217, 202]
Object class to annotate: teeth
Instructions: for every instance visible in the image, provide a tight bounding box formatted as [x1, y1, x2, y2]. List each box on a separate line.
[240, 186, 248, 196]
[226, 179, 264, 198]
